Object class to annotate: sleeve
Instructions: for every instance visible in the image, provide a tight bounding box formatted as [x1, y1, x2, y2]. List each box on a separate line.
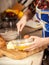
[28, 0, 39, 13]
[26, 1, 36, 21]
[28, 1, 36, 13]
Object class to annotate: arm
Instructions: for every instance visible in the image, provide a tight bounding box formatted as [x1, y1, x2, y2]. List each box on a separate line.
[16, 1, 36, 32]
[16, 9, 35, 32]
[43, 37, 49, 45]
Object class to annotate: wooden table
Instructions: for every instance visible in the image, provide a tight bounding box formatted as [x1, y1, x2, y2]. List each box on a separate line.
[0, 26, 44, 65]
[0, 51, 44, 65]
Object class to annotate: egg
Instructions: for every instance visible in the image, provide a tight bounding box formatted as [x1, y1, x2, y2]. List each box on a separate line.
[7, 41, 15, 49]
[23, 35, 30, 39]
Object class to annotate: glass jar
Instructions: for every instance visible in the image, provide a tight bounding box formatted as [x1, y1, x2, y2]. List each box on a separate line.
[0, 11, 19, 41]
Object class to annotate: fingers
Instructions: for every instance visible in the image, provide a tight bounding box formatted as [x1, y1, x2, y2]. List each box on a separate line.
[16, 15, 27, 32]
[17, 23, 25, 33]
[23, 36, 38, 51]
[20, 24, 25, 32]
[16, 23, 20, 33]
[24, 42, 37, 51]
[29, 36, 39, 41]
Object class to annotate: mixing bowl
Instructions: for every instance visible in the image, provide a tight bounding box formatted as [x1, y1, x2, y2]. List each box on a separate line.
[0, 29, 18, 41]
[7, 38, 33, 50]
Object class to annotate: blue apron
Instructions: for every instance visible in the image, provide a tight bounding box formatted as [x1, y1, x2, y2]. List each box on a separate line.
[36, 9, 49, 37]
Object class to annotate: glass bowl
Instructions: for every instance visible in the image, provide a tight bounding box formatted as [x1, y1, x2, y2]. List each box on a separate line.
[7, 38, 33, 50]
[0, 29, 18, 41]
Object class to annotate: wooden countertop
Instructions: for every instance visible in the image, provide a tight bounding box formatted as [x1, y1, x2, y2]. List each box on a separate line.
[0, 51, 44, 65]
[0, 26, 44, 65]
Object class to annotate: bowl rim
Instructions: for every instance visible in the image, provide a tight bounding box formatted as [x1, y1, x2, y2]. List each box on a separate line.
[0, 31, 18, 36]
[8, 38, 33, 46]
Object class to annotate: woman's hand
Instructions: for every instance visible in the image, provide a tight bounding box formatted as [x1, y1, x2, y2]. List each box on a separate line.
[24, 36, 48, 51]
[16, 15, 27, 33]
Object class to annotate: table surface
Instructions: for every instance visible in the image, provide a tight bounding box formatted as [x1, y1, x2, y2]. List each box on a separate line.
[0, 51, 44, 65]
[0, 26, 44, 65]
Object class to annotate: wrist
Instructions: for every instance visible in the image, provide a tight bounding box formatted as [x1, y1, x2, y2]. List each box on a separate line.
[24, 9, 35, 21]
[22, 15, 27, 21]
[43, 37, 49, 45]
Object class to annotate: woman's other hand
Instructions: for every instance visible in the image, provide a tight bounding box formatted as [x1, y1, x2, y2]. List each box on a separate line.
[24, 36, 48, 51]
[16, 15, 27, 33]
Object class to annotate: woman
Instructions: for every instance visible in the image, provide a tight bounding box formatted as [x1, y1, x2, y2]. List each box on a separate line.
[17, 0, 49, 51]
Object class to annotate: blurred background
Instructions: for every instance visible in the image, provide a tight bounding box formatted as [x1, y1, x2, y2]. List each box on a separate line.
[0, 0, 33, 13]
